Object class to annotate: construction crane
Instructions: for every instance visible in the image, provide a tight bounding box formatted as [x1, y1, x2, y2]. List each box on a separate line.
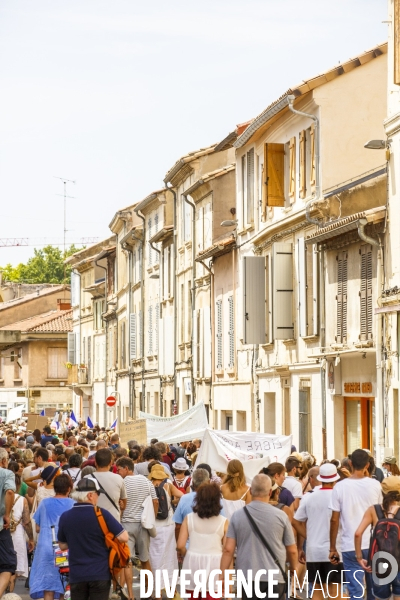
[0, 237, 100, 248]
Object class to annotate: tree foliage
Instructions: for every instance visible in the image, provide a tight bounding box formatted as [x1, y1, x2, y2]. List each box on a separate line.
[0, 245, 83, 284]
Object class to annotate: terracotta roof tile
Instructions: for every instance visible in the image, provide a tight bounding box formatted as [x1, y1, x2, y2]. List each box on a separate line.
[0, 310, 73, 333]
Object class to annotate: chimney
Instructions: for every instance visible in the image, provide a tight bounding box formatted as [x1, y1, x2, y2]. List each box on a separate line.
[57, 299, 71, 311]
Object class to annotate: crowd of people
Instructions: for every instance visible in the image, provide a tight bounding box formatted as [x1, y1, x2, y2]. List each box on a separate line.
[0, 421, 399, 600]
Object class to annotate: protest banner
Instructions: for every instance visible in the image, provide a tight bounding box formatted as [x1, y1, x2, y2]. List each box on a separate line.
[139, 402, 208, 444]
[119, 419, 147, 447]
[196, 429, 292, 481]
[26, 414, 48, 431]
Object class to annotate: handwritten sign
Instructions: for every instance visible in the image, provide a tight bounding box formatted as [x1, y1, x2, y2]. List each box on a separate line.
[119, 419, 147, 448]
[26, 414, 48, 432]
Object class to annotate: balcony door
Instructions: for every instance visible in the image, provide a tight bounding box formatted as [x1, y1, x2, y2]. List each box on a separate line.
[344, 397, 375, 455]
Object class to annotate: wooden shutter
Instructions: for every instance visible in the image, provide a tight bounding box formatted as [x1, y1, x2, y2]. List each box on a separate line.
[228, 295, 234, 369]
[216, 299, 223, 369]
[120, 321, 125, 368]
[395, 0, 400, 85]
[298, 237, 307, 338]
[265, 143, 285, 207]
[306, 243, 318, 336]
[67, 332, 75, 364]
[262, 145, 267, 220]
[48, 348, 58, 378]
[101, 338, 106, 378]
[299, 390, 310, 452]
[299, 130, 306, 199]
[196, 206, 203, 253]
[155, 304, 160, 354]
[148, 305, 153, 355]
[243, 256, 266, 344]
[204, 203, 212, 248]
[95, 339, 100, 379]
[310, 123, 316, 191]
[148, 218, 152, 266]
[336, 251, 348, 343]
[193, 309, 200, 377]
[247, 148, 255, 223]
[273, 243, 294, 339]
[203, 305, 211, 377]
[360, 245, 373, 341]
[289, 137, 296, 203]
[87, 337, 91, 383]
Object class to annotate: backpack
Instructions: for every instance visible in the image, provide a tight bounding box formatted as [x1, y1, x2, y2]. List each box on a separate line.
[368, 504, 400, 568]
[95, 506, 130, 582]
[155, 479, 169, 520]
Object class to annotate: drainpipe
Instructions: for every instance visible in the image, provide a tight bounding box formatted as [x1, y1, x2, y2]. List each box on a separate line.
[148, 238, 162, 413]
[133, 206, 146, 412]
[358, 219, 381, 248]
[197, 257, 214, 423]
[319, 247, 327, 459]
[165, 185, 177, 417]
[94, 258, 108, 427]
[287, 95, 321, 226]
[121, 241, 133, 418]
[183, 192, 196, 408]
[72, 269, 82, 419]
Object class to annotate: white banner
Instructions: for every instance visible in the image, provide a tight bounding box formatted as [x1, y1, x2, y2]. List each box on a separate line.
[139, 402, 209, 444]
[196, 429, 292, 482]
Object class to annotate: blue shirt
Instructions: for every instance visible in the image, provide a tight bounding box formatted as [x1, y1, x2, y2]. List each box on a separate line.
[279, 487, 295, 508]
[0, 468, 16, 531]
[173, 491, 225, 524]
[41, 435, 53, 448]
[58, 503, 124, 583]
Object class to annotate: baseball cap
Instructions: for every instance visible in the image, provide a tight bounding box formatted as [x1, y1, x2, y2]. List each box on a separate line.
[26, 436, 34, 444]
[382, 476, 400, 494]
[77, 476, 100, 493]
[383, 456, 397, 465]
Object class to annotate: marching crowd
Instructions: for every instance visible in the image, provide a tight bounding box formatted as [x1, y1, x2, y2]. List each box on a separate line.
[0, 422, 399, 600]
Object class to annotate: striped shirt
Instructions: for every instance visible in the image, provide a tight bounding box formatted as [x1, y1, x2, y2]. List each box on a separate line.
[122, 475, 157, 523]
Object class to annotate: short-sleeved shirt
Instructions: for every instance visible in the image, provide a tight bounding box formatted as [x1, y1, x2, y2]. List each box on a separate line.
[58, 503, 124, 583]
[122, 475, 157, 523]
[279, 487, 295, 508]
[0, 468, 16, 531]
[40, 435, 53, 448]
[173, 491, 225, 524]
[295, 487, 335, 562]
[92, 472, 127, 522]
[227, 501, 294, 583]
[282, 476, 303, 499]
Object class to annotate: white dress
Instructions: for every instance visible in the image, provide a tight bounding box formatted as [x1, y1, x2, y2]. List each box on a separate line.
[149, 485, 178, 581]
[182, 513, 227, 592]
[221, 487, 249, 521]
[11, 494, 29, 577]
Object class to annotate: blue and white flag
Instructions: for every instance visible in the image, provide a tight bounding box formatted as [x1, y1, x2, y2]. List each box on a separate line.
[110, 418, 117, 430]
[50, 419, 60, 430]
[68, 411, 78, 429]
[40, 410, 45, 417]
[87, 416, 94, 429]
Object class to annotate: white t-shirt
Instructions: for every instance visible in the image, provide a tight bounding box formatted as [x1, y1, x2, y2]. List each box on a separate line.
[282, 476, 303, 498]
[329, 477, 382, 552]
[295, 488, 336, 562]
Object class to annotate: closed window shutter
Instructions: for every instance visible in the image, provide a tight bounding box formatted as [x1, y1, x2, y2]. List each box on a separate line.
[395, 0, 400, 84]
[67, 332, 75, 364]
[130, 313, 137, 359]
[95, 339, 100, 378]
[273, 243, 294, 339]
[310, 123, 316, 191]
[242, 154, 246, 225]
[87, 337, 91, 383]
[243, 256, 266, 344]
[299, 130, 306, 199]
[155, 304, 159, 354]
[306, 243, 318, 336]
[216, 300, 223, 370]
[203, 305, 211, 377]
[196, 206, 203, 253]
[228, 296, 234, 369]
[48, 348, 58, 378]
[204, 203, 212, 248]
[266, 143, 285, 207]
[298, 237, 307, 338]
[148, 218, 152, 266]
[360, 245, 373, 341]
[121, 322, 125, 368]
[101, 338, 106, 378]
[193, 309, 199, 377]
[262, 144, 267, 220]
[336, 251, 348, 343]
[246, 148, 254, 224]
[289, 137, 296, 203]
[154, 214, 159, 263]
[148, 305, 153, 355]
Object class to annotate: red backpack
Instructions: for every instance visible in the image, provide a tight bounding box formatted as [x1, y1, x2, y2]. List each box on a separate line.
[368, 504, 400, 568]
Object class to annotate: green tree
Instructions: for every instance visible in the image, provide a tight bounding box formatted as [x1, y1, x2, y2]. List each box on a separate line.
[0, 245, 83, 284]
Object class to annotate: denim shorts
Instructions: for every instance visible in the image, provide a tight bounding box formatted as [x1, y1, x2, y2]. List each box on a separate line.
[373, 571, 400, 600]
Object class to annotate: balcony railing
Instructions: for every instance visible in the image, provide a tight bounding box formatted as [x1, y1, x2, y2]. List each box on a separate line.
[67, 365, 88, 385]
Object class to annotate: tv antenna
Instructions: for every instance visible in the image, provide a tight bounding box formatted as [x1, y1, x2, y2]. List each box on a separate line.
[54, 176, 76, 280]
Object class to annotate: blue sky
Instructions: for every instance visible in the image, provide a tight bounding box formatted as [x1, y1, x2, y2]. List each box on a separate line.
[0, 0, 387, 264]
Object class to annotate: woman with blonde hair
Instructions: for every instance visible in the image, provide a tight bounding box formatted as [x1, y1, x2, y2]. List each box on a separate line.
[220, 459, 251, 520]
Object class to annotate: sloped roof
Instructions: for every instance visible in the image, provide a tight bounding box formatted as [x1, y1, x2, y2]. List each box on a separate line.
[0, 309, 73, 333]
[164, 144, 218, 184]
[0, 285, 70, 311]
[235, 42, 387, 148]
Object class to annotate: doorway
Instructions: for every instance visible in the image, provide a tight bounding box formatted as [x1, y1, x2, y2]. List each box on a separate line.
[344, 397, 375, 455]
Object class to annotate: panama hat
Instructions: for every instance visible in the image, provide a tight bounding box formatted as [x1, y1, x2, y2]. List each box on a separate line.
[172, 457, 188, 471]
[316, 463, 340, 483]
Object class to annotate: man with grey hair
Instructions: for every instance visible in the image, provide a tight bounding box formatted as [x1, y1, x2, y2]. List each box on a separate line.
[220, 474, 297, 600]
[0, 447, 17, 597]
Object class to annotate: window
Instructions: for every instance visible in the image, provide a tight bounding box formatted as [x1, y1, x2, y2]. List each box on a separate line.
[107, 258, 115, 295]
[299, 127, 315, 199]
[246, 148, 255, 224]
[183, 195, 191, 243]
[130, 314, 137, 359]
[155, 304, 159, 355]
[216, 299, 223, 370]
[336, 251, 348, 344]
[47, 348, 68, 379]
[299, 389, 310, 452]
[154, 214, 159, 264]
[263, 393, 276, 434]
[94, 299, 105, 331]
[360, 245, 373, 341]
[273, 243, 294, 340]
[148, 306, 153, 355]
[262, 143, 285, 218]
[120, 321, 126, 368]
[148, 218, 152, 266]
[187, 281, 192, 339]
[87, 336, 91, 384]
[228, 295, 234, 369]
[243, 256, 266, 345]
[180, 284, 185, 344]
[298, 239, 318, 337]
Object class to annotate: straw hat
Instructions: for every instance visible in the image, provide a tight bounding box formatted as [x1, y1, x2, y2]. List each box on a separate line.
[148, 464, 168, 481]
[382, 476, 400, 494]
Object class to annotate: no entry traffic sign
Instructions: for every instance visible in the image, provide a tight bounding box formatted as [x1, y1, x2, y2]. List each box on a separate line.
[106, 396, 117, 407]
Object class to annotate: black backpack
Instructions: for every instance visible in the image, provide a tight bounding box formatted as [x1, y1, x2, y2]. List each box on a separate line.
[155, 479, 169, 520]
[368, 504, 400, 568]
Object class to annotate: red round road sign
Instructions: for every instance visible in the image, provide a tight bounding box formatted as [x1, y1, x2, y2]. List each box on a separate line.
[106, 396, 117, 407]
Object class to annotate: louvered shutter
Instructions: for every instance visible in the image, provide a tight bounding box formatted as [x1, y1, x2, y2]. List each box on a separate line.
[307, 243, 318, 336]
[247, 148, 255, 224]
[336, 251, 348, 343]
[262, 144, 268, 220]
[203, 305, 211, 377]
[204, 203, 212, 248]
[289, 137, 296, 203]
[228, 296, 234, 369]
[164, 316, 174, 375]
[298, 237, 307, 338]
[155, 304, 159, 354]
[266, 143, 285, 207]
[87, 337, 91, 383]
[130, 314, 136, 359]
[193, 309, 199, 377]
[48, 348, 58, 378]
[148, 218, 152, 266]
[159, 317, 164, 375]
[216, 300, 223, 370]
[360, 246, 373, 341]
[299, 130, 306, 199]
[310, 123, 316, 191]
[68, 332, 75, 364]
[148, 306, 153, 355]
[138, 310, 143, 357]
[154, 214, 159, 263]
[95, 339, 100, 378]
[243, 257, 266, 344]
[101, 338, 106, 378]
[273, 243, 294, 339]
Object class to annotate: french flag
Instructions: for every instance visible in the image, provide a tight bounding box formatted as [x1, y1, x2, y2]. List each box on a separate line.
[111, 418, 117, 430]
[87, 416, 94, 429]
[68, 411, 78, 429]
[40, 410, 45, 417]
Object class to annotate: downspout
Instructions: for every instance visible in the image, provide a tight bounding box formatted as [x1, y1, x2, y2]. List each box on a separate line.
[148, 238, 162, 413]
[319, 247, 327, 459]
[121, 241, 133, 418]
[287, 95, 321, 226]
[94, 258, 108, 427]
[129, 229, 144, 418]
[72, 269, 82, 420]
[358, 219, 381, 248]
[165, 185, 177, 417]
[133, 206, 146, 412]
[197, 257, 214, 423]
[183, 193, 196, 408]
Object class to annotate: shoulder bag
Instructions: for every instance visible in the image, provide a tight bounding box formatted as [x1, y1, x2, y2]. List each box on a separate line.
[92, 475, 120, 514]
